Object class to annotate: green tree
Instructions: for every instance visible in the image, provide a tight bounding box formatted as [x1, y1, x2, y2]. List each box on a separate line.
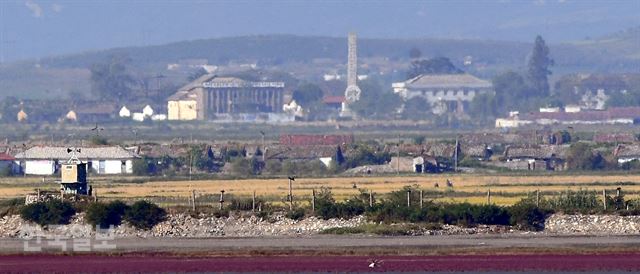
[492, 71, 537, 114]
[401, 97, 432, 120]
[566, 143, 606, 170]
[0, 97, 20, 123]
[407, 57, 463, 79]
[468, 93, 498, 124]
[90, 55, 136, 102]
[527, 35, 553, 97]
[86, 200, 129, 229]
[350, 79, 402, 119]
[292, 83, 324, 106]
[124, 200, 166, 230]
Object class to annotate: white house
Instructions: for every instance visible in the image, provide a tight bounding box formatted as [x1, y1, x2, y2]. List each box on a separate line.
[119, 106, 131, 117]
[142, 105, 154, 117]
[14, 146, 137, 175]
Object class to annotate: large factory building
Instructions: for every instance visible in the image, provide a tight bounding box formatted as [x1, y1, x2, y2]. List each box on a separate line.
[168, 74, 285, 121]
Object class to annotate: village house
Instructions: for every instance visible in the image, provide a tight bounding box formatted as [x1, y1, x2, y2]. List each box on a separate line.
[461, 144, 493, 161]
[502, 144, 569, 171]
[593, 133, 637, 144]
[614, 144, 640, 164]
[264, 145, 338, 167]
[13, 146, 137, 175]
[279, 134, 354, 146]
[388, 156, 440, 173]
[0, 153, 18, 175]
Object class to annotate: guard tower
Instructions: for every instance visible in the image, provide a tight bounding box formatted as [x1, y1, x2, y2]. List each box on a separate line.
[339, 32, 361, 118]
[59, 147, 91, 196]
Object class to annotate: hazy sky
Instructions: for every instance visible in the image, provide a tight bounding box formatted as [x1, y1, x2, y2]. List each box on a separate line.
[1, 0, 638, 62]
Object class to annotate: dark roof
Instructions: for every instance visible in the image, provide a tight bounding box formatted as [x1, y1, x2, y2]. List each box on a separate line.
[614, 144, 640, 158]
[461, 144, 489, 158]
[593, 133, 636, 143]
[279, 135, 354, 146]
[14, 146, 136, 160]
[265, 145, 336, 160]
[403, 74, 492, 89]
[387, 143, 458, 158]
[0, 153, 14, 161]
[504, 145, 569, 159]
[323, 96, 345, 104]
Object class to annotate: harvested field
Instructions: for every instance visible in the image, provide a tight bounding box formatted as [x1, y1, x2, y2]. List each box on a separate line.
[1, 174, 640, 206]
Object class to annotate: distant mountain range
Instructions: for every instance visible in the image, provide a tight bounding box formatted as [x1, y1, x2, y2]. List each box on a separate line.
[0, 28, 638, 100]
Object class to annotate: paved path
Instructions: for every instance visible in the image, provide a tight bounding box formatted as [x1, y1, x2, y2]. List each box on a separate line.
[2, 234, 640, 254]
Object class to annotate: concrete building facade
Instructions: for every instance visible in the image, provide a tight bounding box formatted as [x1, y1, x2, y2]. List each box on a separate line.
[168, 74, 285, 121]
[392, 74, 493, 115]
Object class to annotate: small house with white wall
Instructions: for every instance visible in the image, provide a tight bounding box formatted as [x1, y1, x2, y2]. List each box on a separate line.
[14, 146, 137, 175]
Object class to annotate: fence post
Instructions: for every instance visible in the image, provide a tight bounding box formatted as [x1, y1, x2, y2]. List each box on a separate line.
[369, 191, 373, 207]
[252, 190, 256, 212]
[406, 190, 411, 207]
[312, 189, 316, 213]
[603, 189, 607, 211]
[536, 189, 540, 207]
[288, 178, 293, 211]
[36, 188, 40, 202]
[94, 188, 98, 203]
[191, 190, 196, 212]
[419, 189, 423, 209]
[219, 190, 225, 210]
[487, 189, 491, 204]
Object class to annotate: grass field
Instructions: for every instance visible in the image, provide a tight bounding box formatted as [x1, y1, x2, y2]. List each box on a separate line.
[2, 174, 640, 206]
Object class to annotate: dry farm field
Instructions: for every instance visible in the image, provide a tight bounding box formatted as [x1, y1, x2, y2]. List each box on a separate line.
[2, 174, 640, 206]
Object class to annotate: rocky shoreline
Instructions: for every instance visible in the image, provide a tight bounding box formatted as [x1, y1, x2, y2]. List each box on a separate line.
[1, 213, 639, 239]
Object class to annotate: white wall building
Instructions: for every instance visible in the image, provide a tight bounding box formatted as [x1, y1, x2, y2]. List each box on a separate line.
[14, 146, 136, 175]
[392, 74, 493, 115]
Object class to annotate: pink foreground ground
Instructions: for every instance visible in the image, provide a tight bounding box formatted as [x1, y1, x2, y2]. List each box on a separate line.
[1, 253, 640, 272]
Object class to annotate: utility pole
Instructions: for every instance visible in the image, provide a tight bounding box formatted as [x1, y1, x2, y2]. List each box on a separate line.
[311, 189, 316, 212]
[252, 190, 256, 212]
[454, 135, 459, 173]
[287, 176, 295, 210]
[603, 189, 607, 211]
[260, 131, 266, 162]
[396, 134, 401, 175]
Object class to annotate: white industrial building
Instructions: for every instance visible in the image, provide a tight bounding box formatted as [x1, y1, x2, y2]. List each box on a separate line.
[392, 74, 493, 115]
[14, 146, 137, 175]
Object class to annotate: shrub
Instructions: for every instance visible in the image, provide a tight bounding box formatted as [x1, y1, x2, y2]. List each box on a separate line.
[470, 204, 511, 225]
[85, 200, 129, 229]
[509, 202, 550, 231]
[0, 198, 23, 217]
[20, 200, 76, 227]
[314, 189, 366, 220]
[124, 200, 167, 230]
[285, 208, 306, 221]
